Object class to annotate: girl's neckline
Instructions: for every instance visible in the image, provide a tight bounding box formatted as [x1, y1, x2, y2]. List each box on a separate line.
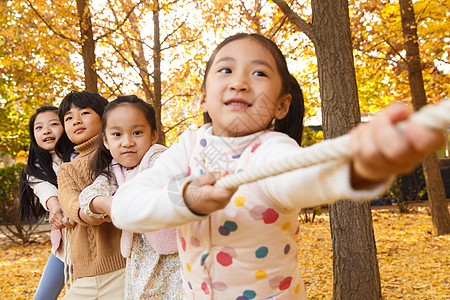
[73, 135, 100, 156]
[203, 123, 267, 142]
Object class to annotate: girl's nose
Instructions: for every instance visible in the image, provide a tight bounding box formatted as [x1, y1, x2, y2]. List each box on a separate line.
[122, 136, 134, 147]
[229, 74, 249, 92]
[73, 116, 82, 126]
[43, 126, 51, 135]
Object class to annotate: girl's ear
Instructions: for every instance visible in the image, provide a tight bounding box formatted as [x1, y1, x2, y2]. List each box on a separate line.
[199, 94, 208, 113]
[151, 130, 158, 145]
[274, 93, 292, 120]
[103, 134, 110, 150]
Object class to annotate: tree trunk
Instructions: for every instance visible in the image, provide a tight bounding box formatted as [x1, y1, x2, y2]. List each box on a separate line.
[128, 10, 154, 103]
[399, 0, 450, 235]
[76, 0, 98, 92]
[272, 0, 382, 297]
[310, 0, 382, 298]
[152, 0, 165, 145]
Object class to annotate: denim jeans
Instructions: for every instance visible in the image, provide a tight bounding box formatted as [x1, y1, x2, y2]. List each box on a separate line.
[33, 252, 65, 300]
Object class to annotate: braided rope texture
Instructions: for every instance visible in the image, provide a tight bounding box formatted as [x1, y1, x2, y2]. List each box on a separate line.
[216, 98, 450, 189]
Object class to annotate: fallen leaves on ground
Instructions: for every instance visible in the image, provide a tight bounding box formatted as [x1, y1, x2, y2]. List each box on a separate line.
[1, 209, 449, 299]
[298, 208, 450, 299]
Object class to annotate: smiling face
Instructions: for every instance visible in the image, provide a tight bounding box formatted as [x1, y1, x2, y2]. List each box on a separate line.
[63, 105, 102, 145]
[33, 110, 64, 151]
[200, 38, 291, 137]
[103, 103, 157, 169]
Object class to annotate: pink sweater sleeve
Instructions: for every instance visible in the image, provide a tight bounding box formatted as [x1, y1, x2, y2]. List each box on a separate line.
[144, 228, 178, 255]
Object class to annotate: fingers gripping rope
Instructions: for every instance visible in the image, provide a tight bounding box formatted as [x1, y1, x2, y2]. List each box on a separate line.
[215, 99, 450, 189]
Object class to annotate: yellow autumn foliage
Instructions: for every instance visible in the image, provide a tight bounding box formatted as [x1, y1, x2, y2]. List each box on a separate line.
[1, 208, 448, 299]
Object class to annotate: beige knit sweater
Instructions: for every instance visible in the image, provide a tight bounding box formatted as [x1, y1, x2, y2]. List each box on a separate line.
[58, 135, 125, 279]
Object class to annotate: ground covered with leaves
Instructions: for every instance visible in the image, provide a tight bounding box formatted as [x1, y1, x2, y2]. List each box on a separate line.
[1, 209, 449, 299]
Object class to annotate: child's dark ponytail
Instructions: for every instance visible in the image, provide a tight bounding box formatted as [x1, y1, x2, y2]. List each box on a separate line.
[91, 139, 114, 181]
[274, 74, 305, 146]
[18, 106, 59, 221]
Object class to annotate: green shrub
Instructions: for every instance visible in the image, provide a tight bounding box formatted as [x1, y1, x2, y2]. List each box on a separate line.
[0, 163, 40, 244]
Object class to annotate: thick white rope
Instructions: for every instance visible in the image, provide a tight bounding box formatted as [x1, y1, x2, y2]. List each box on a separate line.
[215, 98, 450, 189]
[63, 227, 73, 291]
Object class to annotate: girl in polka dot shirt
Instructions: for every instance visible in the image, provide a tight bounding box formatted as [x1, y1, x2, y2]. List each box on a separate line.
[111, 33, 445, 299]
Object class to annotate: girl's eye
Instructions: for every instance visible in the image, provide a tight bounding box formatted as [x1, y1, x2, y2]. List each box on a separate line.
[219, 68, 231, 74]
[133, 131, 143, 136]
[51, 122, 60, 127]
[81, 111, 89, 116]
[65, 116, 72, 122]
[253, 71, 266, 77]
[35, 126, 42, 131]
[112, 133, 121, 137]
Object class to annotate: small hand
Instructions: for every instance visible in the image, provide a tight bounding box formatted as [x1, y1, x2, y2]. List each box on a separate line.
[79, 209, 112, 226]
[183, 172, 238, 215]
[62, 216, 76, 228]
[47, 197, 65, 230]
[350, 103, 446, 187]
[49, 208, 65, 230]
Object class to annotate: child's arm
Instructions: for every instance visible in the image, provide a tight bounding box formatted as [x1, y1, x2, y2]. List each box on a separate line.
[28, 177, 74, 229]
[79, 175, 116, 218]
[57, 164, 86, 224]
[111, 130, 206, 232]
[28, 177, 58, 211]
[58, 164, 110, 225]
[184, 103, 446, 214]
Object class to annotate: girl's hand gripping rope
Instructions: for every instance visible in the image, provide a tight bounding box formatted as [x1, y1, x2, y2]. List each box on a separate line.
[184, 172, 237, 215]
[350, 102, 446, 189]
[215, 99, 449, 190]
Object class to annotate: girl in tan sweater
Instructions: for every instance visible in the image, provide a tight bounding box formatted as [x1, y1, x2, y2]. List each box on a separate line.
[56, 90, 126, 299]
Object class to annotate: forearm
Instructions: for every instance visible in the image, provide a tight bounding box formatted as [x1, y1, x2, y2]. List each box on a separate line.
[57, 167, 84, 224]
[112, 171, 204, 232]
[254, 136, 393, 209]
[45, 196, 61, 213]
[28, 177, 58, 211]
[79, 174, 115, 220]
[90, 196, 112, 216]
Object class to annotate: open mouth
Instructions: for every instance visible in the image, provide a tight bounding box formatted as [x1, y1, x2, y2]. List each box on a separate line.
[43, 137, 55, 142]
[225, 99, 251, 108]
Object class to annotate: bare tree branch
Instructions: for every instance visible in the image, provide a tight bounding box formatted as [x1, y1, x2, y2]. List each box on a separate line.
[95, 0, 146, 41]
[270, 0, 315, 42]
[268, 15, 287, 39]
[164, 114, 200, 133]
[384, 38, 408, 64]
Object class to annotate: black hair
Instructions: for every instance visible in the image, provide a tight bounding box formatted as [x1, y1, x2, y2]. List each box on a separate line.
[55, 90, 109, 161]
[18, 106, 60, 221]
[274, 74, 304, 145]
[91, 95, 157, 181]
[201, 33, 304, 145]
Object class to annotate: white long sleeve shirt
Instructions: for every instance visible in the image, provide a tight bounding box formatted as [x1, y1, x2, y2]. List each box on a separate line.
[112, 125, 391, 299]
[28, 151, 62, 210]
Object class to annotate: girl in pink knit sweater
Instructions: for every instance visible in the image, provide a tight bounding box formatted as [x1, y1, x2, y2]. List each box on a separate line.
[79, 95, 182, 299]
